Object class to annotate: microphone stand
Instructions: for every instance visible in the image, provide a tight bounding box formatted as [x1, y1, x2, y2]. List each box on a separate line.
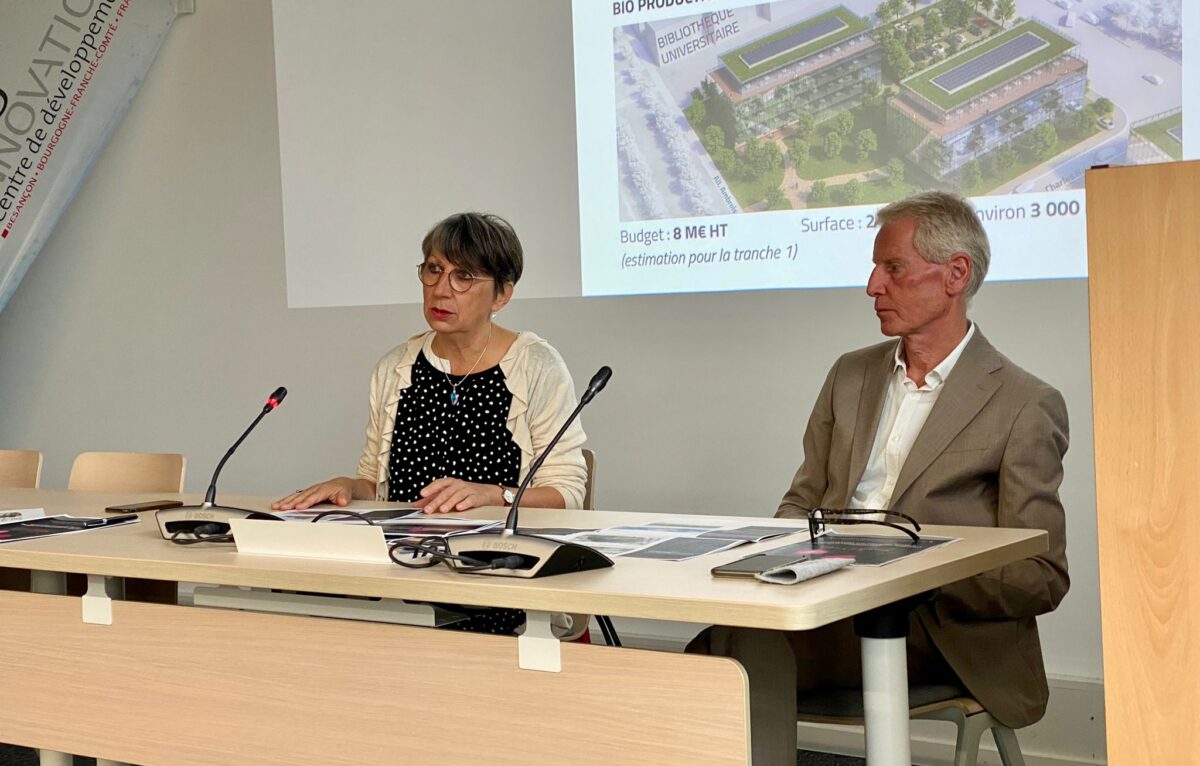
[444, 368, 614, 578]
[155, 388, 288, 540]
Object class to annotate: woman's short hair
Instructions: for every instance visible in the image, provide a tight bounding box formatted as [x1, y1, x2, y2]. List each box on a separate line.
[421, 212, 523, 292]
[876, 191, 990, 299]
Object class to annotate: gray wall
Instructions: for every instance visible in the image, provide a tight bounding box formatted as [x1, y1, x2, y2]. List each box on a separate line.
[0, 1, 1101, 680]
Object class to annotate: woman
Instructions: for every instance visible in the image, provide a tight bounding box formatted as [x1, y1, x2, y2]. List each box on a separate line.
[273, 213, 587, 635]
[274, 211, 587, 514]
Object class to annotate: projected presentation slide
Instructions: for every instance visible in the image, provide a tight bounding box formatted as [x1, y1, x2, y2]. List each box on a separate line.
[574, 0, 1188, 297]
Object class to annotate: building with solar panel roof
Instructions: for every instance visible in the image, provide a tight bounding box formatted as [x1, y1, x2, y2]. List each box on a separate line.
[710, 6, 881, 133]
[888, 18, 1087, 180]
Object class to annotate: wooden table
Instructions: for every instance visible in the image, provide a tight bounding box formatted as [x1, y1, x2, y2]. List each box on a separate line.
[0, 489, 1046, 765]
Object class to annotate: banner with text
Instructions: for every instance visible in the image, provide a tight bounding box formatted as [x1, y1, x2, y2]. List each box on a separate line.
[0, 0, 182, 313]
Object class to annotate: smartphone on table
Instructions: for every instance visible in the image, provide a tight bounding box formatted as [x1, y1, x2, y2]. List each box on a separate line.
[710, 553, 815, 578]
[104, 500, 184, 513]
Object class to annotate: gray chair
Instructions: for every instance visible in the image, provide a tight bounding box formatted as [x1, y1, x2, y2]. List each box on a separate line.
[795, 684, 1027, 766]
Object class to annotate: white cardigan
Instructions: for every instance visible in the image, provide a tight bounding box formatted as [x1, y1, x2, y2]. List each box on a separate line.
[355, 331, 588, 508]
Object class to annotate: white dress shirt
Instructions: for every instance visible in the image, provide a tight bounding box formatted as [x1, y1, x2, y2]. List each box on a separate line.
[850, 324, 976, 510]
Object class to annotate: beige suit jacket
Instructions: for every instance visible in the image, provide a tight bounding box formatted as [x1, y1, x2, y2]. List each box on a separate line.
[777, 329, 1069, 728]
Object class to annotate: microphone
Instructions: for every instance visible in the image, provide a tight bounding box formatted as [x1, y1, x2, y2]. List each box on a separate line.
[203, 386, 287, 506]
[155, 387, 288, 541]
[445, 366, 614, 578]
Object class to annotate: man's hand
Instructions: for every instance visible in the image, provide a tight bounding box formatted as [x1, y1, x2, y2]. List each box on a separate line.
[414, 478, 501, 514]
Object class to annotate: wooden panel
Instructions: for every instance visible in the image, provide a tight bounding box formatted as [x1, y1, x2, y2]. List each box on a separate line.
[0, 591, 748, 765]
[1086, 160, 1200, 764]
[0, 489, 1046, 631]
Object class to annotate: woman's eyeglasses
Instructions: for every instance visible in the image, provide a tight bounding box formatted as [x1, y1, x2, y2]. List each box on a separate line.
[417, 262, 494, 293]
[807, 508, 922, 544]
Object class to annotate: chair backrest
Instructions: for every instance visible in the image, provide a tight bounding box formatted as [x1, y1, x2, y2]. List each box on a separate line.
[582, 448, 596, 511]
[68, 451, 186, 493]
[0, 449, 43, 489]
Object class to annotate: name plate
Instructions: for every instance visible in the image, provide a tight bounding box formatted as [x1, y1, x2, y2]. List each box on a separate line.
[231, 518, 391, 564]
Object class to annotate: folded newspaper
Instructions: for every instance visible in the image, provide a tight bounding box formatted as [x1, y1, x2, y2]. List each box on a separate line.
[755, 556, 853, 585]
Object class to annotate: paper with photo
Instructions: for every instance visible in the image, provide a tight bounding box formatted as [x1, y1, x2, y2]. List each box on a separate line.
[625, 536, 743, 561]
[697, 525, 808, 542]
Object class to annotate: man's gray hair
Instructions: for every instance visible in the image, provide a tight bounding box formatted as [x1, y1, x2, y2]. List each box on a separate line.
[876, 191, 991, 299]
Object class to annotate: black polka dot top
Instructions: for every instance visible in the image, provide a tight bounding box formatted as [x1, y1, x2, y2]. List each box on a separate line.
[386, 350, 522, 503]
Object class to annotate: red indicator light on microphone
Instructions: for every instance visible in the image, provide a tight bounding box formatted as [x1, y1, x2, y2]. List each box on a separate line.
[265, 386, 287, 411]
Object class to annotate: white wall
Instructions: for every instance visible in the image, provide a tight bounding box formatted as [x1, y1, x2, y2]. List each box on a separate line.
[0, 0, 1101, 690]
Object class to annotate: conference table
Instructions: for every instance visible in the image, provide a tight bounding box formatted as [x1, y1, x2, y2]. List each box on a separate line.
[0, 489, 1046, 765]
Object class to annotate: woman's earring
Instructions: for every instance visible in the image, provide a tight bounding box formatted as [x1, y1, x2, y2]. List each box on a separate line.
[491, 312, 497, 320]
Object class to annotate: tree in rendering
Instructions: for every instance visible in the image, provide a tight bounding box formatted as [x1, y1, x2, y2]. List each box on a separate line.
[809, 180, 832, 205]
[834, 111, 855, 137]
[856, 129, 878, 162]
[842, 179, 865, 205]
[925, 10, 945, 40]
[794, 111, 816, 140]
[1028, 122, 1059, 161]
[684, 94, 706, 127]
[996, 0, 1016, 27]
[765, 185, 789, 210]
[788, 138, 811, 166]
[824, 130, 844, 160]
[886, 158, 906, 188]
[703, 125, 726, 155]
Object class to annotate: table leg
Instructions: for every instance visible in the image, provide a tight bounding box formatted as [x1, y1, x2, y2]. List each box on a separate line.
[860, 635, 910, 766]
[854, 591, 932, 766]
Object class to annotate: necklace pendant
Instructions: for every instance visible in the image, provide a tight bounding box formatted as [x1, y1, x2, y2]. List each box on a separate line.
[449, 390, 459, 406]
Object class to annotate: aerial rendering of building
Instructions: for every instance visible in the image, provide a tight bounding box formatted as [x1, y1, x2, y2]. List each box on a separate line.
[710, 6, 881, 132]
[888, 19, 1087, 179]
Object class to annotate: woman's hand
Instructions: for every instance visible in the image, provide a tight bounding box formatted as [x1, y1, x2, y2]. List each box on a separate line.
[414, 478, 502, 514]
[272, 477, 361, 510]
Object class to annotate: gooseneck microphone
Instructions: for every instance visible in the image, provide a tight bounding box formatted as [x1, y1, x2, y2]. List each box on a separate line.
[156, 387, 288, 541]
[445, 366, 614, 578]
[506, 366, 611, 533]
[203, 386, 287, 506]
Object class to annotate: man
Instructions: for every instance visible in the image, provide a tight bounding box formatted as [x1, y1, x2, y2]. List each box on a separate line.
[691, 191, 1069, 765]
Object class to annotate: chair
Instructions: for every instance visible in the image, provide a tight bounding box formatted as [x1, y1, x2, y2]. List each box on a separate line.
[67, 451, 186, 604]
[68, 450, 185, 493]
[795, 684, 1027, 766]
[0, 450, 43, 591]
[582, 448, 596, 511]
[561, 449, 598, 643]
[0, 449, 42, 489]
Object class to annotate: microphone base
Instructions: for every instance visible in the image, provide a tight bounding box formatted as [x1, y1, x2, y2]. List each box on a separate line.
[443, 530, 613, 578]
[155, 504, 282, 541]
